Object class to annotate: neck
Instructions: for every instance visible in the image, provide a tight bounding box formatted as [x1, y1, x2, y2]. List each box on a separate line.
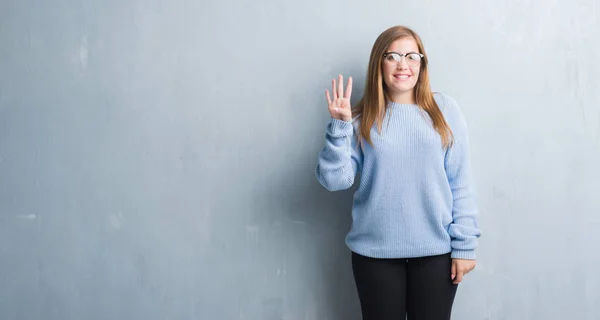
[389, 90, 416, 104]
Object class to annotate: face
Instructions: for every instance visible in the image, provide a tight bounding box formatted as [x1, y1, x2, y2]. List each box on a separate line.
[381, 37, 422, 102]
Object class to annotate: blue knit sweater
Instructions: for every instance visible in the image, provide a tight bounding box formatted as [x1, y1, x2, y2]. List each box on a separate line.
[315, 93, 481, 260]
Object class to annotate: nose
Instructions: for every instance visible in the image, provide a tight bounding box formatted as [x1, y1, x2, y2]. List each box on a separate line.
[397, 56, 409, 69]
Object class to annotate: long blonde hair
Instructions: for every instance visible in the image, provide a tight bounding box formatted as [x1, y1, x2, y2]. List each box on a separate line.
[353, 25, 453, 148]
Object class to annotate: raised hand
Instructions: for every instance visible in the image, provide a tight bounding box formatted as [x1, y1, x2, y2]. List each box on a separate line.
[326, 74, 353, 122]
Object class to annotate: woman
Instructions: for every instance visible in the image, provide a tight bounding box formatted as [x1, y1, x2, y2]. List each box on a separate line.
[315, 25, 481, 320]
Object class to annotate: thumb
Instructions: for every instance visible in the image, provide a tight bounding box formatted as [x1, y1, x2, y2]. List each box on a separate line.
[451, 261, 456, 280]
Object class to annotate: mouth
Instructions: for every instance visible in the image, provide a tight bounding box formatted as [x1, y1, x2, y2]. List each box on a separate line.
[394, 74, 411, 80]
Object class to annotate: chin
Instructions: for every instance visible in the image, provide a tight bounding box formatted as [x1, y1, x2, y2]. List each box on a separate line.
[392, 84, 416, 93]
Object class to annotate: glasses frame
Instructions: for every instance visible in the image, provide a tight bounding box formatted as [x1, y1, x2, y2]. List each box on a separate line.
[382, 51, 424, 67]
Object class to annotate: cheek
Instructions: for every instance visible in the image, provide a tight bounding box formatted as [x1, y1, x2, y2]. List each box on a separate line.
[411, 69, 420, 83]
[381, 67, 395, 86]
[382, 66, 393, 78]
[411, 67, 420, 77]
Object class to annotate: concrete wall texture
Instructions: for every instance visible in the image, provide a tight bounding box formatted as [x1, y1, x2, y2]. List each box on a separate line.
[1, 0, 600, 319]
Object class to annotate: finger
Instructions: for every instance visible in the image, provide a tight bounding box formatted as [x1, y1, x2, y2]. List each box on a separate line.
[453, 270, 464, 284]
[332, 79, 337, 100]
[338, 74, 344, 100]
[344, 76, 353, 99]
[326, 89, 332, 106]
[467, 265, 475, 274]
[451, 262, 456, 280]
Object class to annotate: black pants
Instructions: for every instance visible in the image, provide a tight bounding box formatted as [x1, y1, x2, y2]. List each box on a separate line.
[351, 251, 458, 320]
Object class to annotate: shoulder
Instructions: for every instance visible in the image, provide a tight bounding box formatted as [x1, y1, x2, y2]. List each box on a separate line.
[433, 92, 460, 113]
[432, 92, 468, 130]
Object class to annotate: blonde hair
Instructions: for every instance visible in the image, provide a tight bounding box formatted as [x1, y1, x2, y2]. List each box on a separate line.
[353, 25, 453, 148]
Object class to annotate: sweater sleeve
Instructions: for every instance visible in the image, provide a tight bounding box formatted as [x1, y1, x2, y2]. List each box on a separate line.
[442, 96, 481, 260]
[315, 118, 363, 191]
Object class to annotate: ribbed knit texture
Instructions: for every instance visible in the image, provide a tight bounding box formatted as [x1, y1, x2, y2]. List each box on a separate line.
[315, 92, 481, 260]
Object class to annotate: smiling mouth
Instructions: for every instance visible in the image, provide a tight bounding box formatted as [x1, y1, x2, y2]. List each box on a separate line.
[394, 74, 411, 80]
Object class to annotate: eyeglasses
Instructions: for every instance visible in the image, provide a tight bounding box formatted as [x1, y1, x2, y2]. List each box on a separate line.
[382, 52, 424, 67]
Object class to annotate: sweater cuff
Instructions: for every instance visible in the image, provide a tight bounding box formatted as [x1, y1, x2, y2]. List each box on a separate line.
[327, 118, 353, 137]
[451, 249, 476, 260]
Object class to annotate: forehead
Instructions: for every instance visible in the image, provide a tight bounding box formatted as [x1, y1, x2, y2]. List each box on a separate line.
[387, 37, 419, 53]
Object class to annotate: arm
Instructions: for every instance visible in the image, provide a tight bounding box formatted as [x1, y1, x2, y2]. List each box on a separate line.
[315, 118, 363, 191]
[443, 98, 481, 260]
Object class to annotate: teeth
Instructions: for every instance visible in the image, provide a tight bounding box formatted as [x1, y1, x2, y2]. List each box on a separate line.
[396, 75, 409, 79]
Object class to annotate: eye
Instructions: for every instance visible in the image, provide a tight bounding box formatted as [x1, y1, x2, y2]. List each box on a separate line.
[386, 53, 400, 62]
[407, 53, 421, 61]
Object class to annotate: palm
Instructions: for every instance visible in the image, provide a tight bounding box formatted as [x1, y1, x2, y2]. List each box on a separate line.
[326, 74, 353, 122]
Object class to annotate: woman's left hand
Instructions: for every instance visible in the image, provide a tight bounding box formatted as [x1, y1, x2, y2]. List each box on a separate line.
[451, 259, 476, 284]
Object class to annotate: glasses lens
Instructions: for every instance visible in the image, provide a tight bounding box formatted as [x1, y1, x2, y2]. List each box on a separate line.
[406, 53, 421, 66]
[384, 53, 421, 66]
[386, 53, 400, 63]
